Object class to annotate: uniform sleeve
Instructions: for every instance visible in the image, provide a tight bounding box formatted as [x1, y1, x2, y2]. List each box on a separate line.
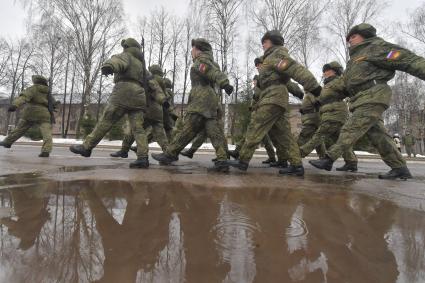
[194, 58, 229, 88]
[286, 81, 304, 99]
[148, 78, 167, 105]
[103, 53, 130, 74]
[367, 41, 425, 80]
[13, 87, 34, 108]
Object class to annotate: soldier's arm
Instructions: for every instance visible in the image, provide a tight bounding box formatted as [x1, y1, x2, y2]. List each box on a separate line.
[286, 81, 304, 99]
[12, 87, 34, 108]
[102, 53, 130, 74]
[148, 78, 167, 105]
[194, 59, 229, 88]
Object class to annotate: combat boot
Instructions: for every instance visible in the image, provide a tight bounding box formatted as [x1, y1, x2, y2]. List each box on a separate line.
[378, 166, 413, 180]
[130, 146, 137, 153]
[208, 160, 230, 173]
[0, 141, 11, 148]
[110, 150, 129, 158]
[225, 160, 249, 171]
[336, 162, 358, 172]
[309, 156, 333, 171]
[279, 165, 304, 176]
[228, 149, 240, 159]
[151, 152, 178, 165]
[38, 152, 49, 158]
[270, 160, 288, 168]
[69, 145, 92, 157]
[180, 149, 195, 159]
[129, 157, 149, 169]
[262, 158, 276, 164]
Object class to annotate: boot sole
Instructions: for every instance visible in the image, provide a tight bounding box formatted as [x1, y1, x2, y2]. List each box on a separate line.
[69, 147, 91, 157]
[129, 165, 149, 169]
[309, 161, 332, 171]
[379, 175, 413, 180]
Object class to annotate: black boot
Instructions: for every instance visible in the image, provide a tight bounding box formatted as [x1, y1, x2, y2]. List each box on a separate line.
[110, 150, 129, 158]
[180, 149, 195, 159]
[38, 152, 49, 158]
[209, 160, 230, 173]
[262, 158, 276, 164]
[151, 152, 178, 165]
[270, 160, 288, 168]
[129, 157, 149, 169]
[378, 166, 413, 180]
[309, 156, 333, 171]
[225, 160, 249, 171]
[336, 162, 358, 172]
[0, 141, 11, 148]
[279, 165, 304, 176]
[69, 145, 92, 157]
[228, 149, 240, 159]
[130, 146, 137, 153]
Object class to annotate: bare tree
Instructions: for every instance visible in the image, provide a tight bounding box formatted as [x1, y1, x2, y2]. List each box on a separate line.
[0, 39, 11, 85]
[151, 7, 172, 68]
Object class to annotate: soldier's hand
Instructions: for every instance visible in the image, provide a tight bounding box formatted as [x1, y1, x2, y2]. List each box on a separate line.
[101, 65, 114, 77]
[7, 105, 17, 112]
[313, 100, 321, 111]
[223, 84, 234, 95]
[163, 101, 171, 109]
[311, 86, 322, 97]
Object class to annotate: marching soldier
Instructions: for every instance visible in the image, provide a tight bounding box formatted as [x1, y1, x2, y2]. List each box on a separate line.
[402, 131, 416, 158]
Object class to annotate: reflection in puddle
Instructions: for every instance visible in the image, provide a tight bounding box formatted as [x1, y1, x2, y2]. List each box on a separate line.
[0, 177, 424, 283]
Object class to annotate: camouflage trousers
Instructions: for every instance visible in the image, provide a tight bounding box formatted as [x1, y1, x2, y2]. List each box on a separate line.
[166, 113, 227, 160]
[299, 120, 357, 163]
[405, 145, 416, 157]
[236, 134, 276, 161]
[83, 104, 148, 158]
[3, 119, 52, 153]
[119, 118, 169, 152]
[298, 122, 326, 159]
[327, 104, 405, 169]
[163, 111, 176, 141]
[239, 104, 301, 166]
[186, 118, 229, 154]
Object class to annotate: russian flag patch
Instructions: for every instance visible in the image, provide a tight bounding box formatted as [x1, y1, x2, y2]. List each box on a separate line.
[386, 50, 401, 60]
[199, 63, 207, 73]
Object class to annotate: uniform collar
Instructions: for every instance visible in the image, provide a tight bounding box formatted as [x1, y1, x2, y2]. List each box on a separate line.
[323, 75, 338, 85]
[348, 37, 376, 56]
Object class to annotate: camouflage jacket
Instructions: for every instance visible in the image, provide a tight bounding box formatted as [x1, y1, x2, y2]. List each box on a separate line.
[300, 93, 320, 125]
[145, 74, 167, 122]
[13, 84, 51, 123]
[103, 48, 146, 111]
[187, 51, 229, 118]
[402, 134, 416, 146]
[258, 46, 320, 110]
[318, 76, 348, 123]
[345, 37, 425, 110]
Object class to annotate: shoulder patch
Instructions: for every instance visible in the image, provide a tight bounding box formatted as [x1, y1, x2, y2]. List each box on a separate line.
[276, 59, 289, 71]
[386, 50, 401, 60]
[199, 63, 207, 74]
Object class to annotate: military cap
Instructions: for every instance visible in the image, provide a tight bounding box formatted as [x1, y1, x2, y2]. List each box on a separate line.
[254, 57, 263, 66]
[164, 77, 173, 88]
[191, 38, 212, 52]
[346, 23, 377, 41]
[322, 61, 344, 76]
[32, 75, 48, 86]
[261, 30, 284, 46]
[148, 64, 164, 76]
[121, 38, 141, 49]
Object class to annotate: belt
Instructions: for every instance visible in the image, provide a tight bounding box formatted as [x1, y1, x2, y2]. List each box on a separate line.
[117, 78, 142, 85]
[192, 81, 214, 87]
[348, 79, 387, 96]
[260, 80, 284, 90]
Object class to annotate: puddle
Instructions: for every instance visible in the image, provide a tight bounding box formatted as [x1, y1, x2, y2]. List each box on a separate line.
[0, 178, 424, 283]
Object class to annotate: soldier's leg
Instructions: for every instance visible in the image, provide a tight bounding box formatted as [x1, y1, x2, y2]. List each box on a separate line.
[127, 110, 148, 158]
[39, 122, 53, 153]
[262, 134, 276, 161]
[150, 122, 169, 151]
[3, 119, 32, 146]
[239, 105, 283, 164]
[83, 104, 126, 150]
[190, 130, 207, 152]
[366, 120, 405, 169]
[121, 133, 135, 153]
[300, 121, 335, 157]
[205, 118, 227, 161]
[406, 146, 412, 157]
[166, 114, 203, 157]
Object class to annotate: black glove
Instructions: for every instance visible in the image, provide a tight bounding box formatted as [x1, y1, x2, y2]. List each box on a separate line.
[223, 84, 234, 95]
[163, 101, 170, 109]
[101, 65, 114, 77]
[313, 100, 321, 111]
[311, 86, 322, 97]
[8, 105, 17, 112]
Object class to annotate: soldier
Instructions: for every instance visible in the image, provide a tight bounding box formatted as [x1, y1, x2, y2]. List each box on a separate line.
[402, 131, 416, 157]
[299, 61, 358, 172]
[225, 30, 322, 176]
[0, 75, 55, 157]
[163, 77, 178, 140]
[70, 38, 155, 169]
[310, 23, 425, 179]
[151, 38, 234, 172]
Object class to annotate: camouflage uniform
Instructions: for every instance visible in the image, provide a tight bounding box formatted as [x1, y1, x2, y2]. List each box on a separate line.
[1, 75, 53, 156]
[163, 78, 178, 140]
[228, 31, 321, 175]
[310, 23, 425, 179]
[402, 133, 416, 157]
[70, 38, 150, 167]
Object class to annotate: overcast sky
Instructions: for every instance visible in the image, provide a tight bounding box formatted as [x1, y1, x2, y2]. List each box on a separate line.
[0, 0, 424, 39]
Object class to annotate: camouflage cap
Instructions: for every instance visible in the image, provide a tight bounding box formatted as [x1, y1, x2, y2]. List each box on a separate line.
[32, 75, 48, 86]
[121, 38, 141, 49]
[191, 38, 212, 52]
[164, 77, 172, 88]
[254, 57, 263, 66]
[346, 23, 377, 41]
[322, 61, 344, 76]
[148, 64, 164, 76]
[261, 30, 284, 46]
